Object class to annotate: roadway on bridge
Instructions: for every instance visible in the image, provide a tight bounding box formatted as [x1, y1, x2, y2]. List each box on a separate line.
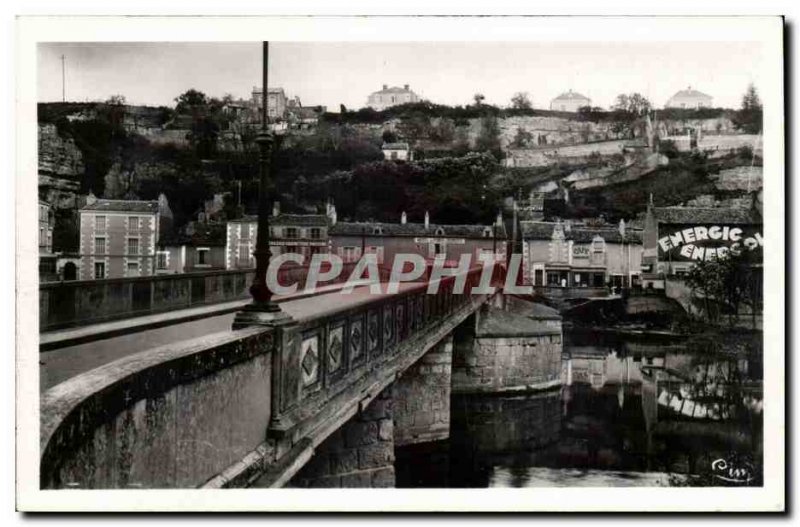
[40, 282, 420, 392]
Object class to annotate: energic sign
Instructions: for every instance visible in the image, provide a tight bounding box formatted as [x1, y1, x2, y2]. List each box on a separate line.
[657, 224, 763, 262]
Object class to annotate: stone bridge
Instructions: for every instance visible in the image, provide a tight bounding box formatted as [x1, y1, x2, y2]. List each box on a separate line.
[40, 264, 563, 489]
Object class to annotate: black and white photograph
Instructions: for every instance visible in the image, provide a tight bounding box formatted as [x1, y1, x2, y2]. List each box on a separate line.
[13, 15, 785, 512]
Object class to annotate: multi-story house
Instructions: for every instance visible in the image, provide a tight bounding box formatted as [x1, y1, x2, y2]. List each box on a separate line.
[366, 84, 420, 111]
[225, 203, 333, 269]
[39, 200, 57, 281]
[78, 193, 172, 280]
[664, 87, 713, 110]
[329, 211, 507, 266]
[521, 219, 643, 289]
[251, 87, 288, 121]
[550, 90, 591, 112]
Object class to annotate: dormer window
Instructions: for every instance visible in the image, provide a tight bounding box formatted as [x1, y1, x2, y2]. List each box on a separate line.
[435, 227, 445, 236]
[373, 227, 383, 235]
[483, 227, 493, 238]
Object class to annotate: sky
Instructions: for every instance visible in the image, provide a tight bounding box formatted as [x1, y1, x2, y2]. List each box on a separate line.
[37, 41, 764, 110]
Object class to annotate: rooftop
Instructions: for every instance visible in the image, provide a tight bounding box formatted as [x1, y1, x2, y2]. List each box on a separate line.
[520, 221, 642, 244]
[652, 206, 760, 225]
[230, 213, 329, 227]
[81, 199, 160, 213]
[382, 142, 410, 150]
[161, 222, 227, 247]
[330, 221, 507, 239]
[668, 87, 712, 100]
[552, 90, 590, 102]
[371, 85, 416, 95]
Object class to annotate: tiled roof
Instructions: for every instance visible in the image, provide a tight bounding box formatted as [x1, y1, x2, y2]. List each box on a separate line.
[330, 221, 507, 239]
[228, 214, 329, 227]
[520, 221, 642, 244]
[669, 88, 712, 100]
[552, 90, 590, 102]
[653, 207, 760, 225]
[81, 199, 159, 213]
[372, 86, 414, 95]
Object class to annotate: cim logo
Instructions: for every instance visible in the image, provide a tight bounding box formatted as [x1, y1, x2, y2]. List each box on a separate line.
[710, 457, 755, 484]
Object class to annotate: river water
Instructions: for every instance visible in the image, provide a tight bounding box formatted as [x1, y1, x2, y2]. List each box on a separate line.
[396, 328, 763, 487]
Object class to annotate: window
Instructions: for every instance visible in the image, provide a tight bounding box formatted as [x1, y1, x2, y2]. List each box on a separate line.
[127, 238, 140, 255]
[95, 215, 106, 230]
[309, 227, 323, 240]
[390, 150, 398, 160]
[373, 227, 383, 235]
[284, 227, 298, 239]
[341, 246, 359, 263]
[94, 261, 105, 280]
[197, 248, 210, 266]
[94, 237, 106, 255]
[156, 251, 169, 270]
[435, 227, 445, 236]
[126, 262, 140, 277]
[483, 227, 493, 238]
[39, 227, 45, 245]
[128, 216, 140, 232]
[238, 243, 252, 267]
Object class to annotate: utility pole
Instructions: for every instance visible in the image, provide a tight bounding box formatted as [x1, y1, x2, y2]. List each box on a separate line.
[61, 55, 66, 102]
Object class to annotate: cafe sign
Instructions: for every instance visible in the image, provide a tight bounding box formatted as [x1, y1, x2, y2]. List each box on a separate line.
[658, 224, 763, 262]
[572, 245, 590, 259]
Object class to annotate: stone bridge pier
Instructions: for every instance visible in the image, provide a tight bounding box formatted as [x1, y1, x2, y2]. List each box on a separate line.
[288, 334, 454, 488]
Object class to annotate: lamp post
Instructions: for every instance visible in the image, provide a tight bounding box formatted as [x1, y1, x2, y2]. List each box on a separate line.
[233, 41, 286, 327]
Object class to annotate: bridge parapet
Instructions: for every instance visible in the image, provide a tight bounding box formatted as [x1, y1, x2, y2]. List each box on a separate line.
[40, 264, 501, 489]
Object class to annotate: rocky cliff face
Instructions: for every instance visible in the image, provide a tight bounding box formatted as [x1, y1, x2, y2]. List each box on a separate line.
[38, 124, 84, 179]
[38, 124, 85, 208]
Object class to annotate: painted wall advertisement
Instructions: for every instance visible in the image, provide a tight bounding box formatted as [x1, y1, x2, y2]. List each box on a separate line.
[657, 224, 763, 262]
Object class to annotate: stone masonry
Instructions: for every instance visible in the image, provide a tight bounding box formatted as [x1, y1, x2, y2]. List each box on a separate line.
[393, 334, 453, 447]
[288, 387, 395, 488]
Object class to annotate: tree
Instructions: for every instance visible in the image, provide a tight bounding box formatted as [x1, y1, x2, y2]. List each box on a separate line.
[105, 95, 126, 106]
[429, 118, 455, 144]
[613, 92, 652, 116]
[473, 93, 486, 106]
[510, 92, 532, 110]
[510, 126, 533, 148]
[174, 89, 209, 114]
[734, 83, 763, 134]
[685, 250, 762, 326]
[381, 129, 398, 144]
[475, 114, 502, 158]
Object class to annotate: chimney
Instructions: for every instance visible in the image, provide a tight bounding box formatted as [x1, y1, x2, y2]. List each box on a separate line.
[272, 201, 280, 217]
[401, 211, 407, 224]
[86, 190, 97, 206]
[404, 84, 409, 90]
[326, 201, 337, 226]
[496, 210, 503, 227]
[424, 211, 430, 229]
[619, 219, 626, 238]
[383, 84, 388, 90]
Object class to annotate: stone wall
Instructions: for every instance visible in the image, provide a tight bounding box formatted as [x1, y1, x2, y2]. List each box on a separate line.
[289, 387, 395, 488]
[393, 334, 453, 446]
[40, 269, 254, 331]
[452, 305, 563, 393]
[40, 327, 275, 489]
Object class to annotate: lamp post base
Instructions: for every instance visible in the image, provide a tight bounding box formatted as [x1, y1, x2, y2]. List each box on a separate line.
[232, 301, 292, 328]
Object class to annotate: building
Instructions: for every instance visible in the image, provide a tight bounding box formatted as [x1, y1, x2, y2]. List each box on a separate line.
[330, 211, 507, 266]
[366, 84, 420, 111]
[520, 219, 643, 289]
[382, 142, 413, 161]
[251, 87, 288, 121]
[39, 200, 57, 281]
[158, 222, 227, 274]
[641, 198, 762, 288]
[225, 203, 334, 269]
[550, 90, 591, 112]
[664, 87, 713, 109]
[78, 193, 172, 280]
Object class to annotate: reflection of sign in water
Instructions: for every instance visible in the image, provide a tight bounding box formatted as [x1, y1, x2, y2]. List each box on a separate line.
[711, 457, 755, 484]
[657, 224, 763, 262]
[572, 245, 590, 259]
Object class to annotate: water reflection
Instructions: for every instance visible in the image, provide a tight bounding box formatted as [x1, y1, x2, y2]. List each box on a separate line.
[396, 329, 763, 487]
